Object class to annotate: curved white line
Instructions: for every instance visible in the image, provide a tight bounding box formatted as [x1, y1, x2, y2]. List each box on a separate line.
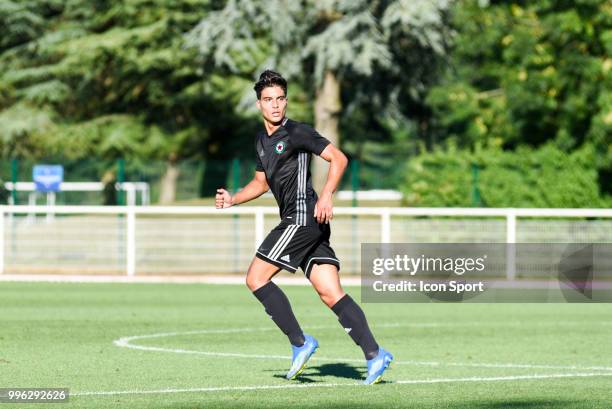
[73, 372, 612, 397]
[112, 322, 612, 373]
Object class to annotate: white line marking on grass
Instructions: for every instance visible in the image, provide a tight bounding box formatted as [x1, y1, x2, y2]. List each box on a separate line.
[72, 372, 612, 397]
[394, 360, 612, 372]
[112, 324, 612, 373]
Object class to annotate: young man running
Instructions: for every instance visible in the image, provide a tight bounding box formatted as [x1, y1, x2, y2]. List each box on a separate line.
[215, 70, 393, 384]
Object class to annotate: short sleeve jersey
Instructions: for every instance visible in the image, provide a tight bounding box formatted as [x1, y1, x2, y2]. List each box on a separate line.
[255, 117, 330, 226]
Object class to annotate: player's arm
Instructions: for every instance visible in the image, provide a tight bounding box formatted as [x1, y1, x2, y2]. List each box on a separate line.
[215, 171, 269, 208]
[314, 144, 348, 224]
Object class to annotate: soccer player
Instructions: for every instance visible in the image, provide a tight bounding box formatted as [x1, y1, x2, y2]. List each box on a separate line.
[215, 70, 393, 384]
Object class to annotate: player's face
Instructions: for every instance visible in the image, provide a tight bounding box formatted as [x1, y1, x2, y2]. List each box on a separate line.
[256, 85, 287, 125]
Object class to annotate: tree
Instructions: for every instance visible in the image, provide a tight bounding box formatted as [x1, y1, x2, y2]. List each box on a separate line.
[427, 1, 610, 149]
[0, 0, 222, 201]
[186, 0, 452, 189]
[425, 0, 611, 197]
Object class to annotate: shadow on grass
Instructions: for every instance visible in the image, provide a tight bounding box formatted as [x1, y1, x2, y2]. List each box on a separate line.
[161, 367, 584, 409]
[270, 362, 364, 382]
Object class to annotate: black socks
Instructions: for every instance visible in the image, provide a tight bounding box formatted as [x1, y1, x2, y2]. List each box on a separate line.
[252, 281, 305, 347]
[332, 294, 379, 360]
[252, 284, 378, 358]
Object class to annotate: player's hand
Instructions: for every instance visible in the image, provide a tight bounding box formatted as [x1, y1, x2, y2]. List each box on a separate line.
[314, 193, 333, 224]
[215, 188, 233, 209]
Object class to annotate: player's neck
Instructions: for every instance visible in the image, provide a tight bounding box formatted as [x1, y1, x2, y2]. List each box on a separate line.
[263, 116, 285, 136]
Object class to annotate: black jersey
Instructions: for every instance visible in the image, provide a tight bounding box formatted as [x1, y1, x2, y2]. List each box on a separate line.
[255, 118, 330, 226]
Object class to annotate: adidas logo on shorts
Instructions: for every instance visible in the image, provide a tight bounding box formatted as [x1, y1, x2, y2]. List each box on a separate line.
[280, 254, 291, 262]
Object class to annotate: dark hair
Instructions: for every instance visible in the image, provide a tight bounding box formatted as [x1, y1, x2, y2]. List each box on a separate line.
[254, 70, 287, 99]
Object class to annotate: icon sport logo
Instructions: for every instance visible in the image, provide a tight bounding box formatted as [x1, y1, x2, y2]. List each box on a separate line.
[275, 141, 286, 154]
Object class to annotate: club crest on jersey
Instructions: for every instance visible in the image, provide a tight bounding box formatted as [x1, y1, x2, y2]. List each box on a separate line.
[275, 141, 286, 154]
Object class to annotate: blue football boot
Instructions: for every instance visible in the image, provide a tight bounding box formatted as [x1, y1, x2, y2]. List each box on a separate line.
[363, 347, 393, 385]
[286, 334, 319, 380]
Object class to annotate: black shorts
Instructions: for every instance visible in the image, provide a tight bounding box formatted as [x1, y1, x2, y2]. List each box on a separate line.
[256, 221, 340, 279]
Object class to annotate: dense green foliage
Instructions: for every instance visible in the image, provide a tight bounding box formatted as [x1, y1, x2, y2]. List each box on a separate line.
[428, 0, 610, 152]
[403, 142, 609, 207]
[414, 0, 611, 207]
[185, 0, 452, 127]
[0, 0, 609, 206]
[0, 0, 251, 164]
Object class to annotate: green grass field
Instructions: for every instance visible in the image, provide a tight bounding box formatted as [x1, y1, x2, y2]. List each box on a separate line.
[2, 281, 612, 408]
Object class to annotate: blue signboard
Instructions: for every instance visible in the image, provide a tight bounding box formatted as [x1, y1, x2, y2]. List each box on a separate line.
[33, 165, 64, 192]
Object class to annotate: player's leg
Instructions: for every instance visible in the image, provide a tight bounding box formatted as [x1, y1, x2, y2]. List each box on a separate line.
[309, 263, 379, 359]
[307, 258, 393, 384]
[245, 255, 281, 291]
[250, 223, 319, 380]
[307, 262, 345, 307]
[246, 256, 305, 347]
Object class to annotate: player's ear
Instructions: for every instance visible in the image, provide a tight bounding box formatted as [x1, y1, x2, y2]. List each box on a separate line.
[256, 99, 261, 111]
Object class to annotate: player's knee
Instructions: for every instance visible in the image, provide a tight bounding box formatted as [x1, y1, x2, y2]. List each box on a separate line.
[245, 272, 266, 291]
[319, 293, 334, 307]
[245, 274, 257, 291]
[319, 290, 345, 308]
[245, 271, 255, 290]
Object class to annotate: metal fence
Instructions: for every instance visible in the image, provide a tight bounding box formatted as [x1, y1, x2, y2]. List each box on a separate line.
[1, 206, 611, 277]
